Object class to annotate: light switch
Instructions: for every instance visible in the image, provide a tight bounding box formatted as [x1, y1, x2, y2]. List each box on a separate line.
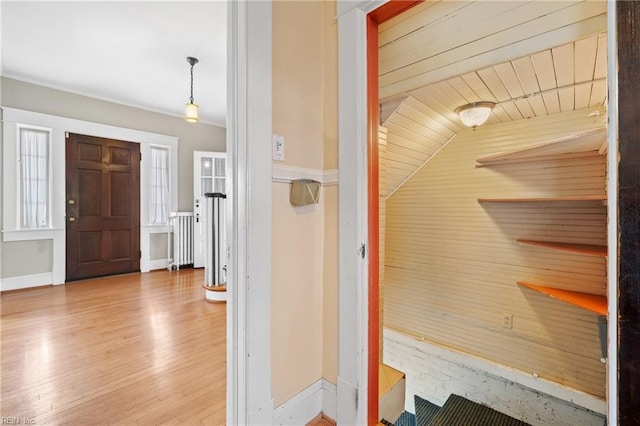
[272, 134, 285, 161]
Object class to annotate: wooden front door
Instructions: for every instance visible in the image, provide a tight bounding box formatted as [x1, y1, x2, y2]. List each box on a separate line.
[66, 133, 140, 281]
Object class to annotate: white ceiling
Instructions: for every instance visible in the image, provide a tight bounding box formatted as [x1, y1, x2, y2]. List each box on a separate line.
[1, 1, 227, 127]
[378, 0, 608, 196]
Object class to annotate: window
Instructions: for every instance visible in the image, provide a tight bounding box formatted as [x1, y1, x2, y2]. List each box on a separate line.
[149, 146, 169, 224]
[19, 127, 50, 229]
[200, 155, 226, 195]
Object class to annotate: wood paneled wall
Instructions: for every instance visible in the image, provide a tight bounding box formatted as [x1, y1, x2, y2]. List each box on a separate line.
[383, 96, 458, 195]
[379, 126, 388, 361]
[384, 107, 607, 398]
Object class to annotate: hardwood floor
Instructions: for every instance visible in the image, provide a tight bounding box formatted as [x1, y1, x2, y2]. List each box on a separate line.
[1, 269, 226, 425]
[306, 413, 336, 426]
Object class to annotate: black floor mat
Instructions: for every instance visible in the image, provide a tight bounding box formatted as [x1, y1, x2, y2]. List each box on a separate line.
[429, 394, 530, 426]
[394, 411, 416, 426]
[414, 395, 441, 426]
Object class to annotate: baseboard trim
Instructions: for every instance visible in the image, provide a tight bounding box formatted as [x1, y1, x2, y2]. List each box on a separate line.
[0, 272, 53, 292]
[272, 165, 338, 186]
[248, 398, 275, 425]
[274, 379, 336, 425]
[148, 259, 169, 271]
[0, 266, 171, 292]
[274, 380, 322, 425]
[385, 328, 606, 417]
[322, 379, 337, 420]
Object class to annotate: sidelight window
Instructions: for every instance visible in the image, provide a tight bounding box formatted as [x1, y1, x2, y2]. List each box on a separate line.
[149, 146, 170, 224]
[19, 127, 51, 229]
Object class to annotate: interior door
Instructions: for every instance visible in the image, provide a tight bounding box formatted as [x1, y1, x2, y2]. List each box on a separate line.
[193, 151, 226, 268]
[66, 133, 140, 281]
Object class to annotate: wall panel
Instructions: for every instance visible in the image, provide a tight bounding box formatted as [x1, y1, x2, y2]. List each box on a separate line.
[384, 107, 607, 398]
[379, 126, 388, 361]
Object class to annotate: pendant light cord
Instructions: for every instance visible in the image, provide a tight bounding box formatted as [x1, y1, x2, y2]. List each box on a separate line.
[190, 64, 195, 104]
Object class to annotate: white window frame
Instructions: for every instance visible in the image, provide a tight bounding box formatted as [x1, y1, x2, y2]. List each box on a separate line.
[1, 107, 178, 283]
[140, 143, 178, 272]
[16, 124, 53, 230]
[148, 145, 171, 225]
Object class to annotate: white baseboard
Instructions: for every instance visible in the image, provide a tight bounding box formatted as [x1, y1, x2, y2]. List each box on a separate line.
[0, 265, 170, 292]
[384, 328, 606, 426]
[322, 379, 337, 420]
[248, 398, 275, 426]
[148, 258, 169, 271]
[0, 272, 52, 292]
[274, 379, 336, 425]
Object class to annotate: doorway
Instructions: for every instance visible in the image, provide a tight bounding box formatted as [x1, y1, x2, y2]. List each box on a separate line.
[336, 0, 621, 424]
[65, 133, 140, 281]
[193, 151, 226, 269]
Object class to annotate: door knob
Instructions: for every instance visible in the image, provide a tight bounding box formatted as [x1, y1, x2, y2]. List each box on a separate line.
[69, 216, 76, 222]
[68, 199, 76, 205]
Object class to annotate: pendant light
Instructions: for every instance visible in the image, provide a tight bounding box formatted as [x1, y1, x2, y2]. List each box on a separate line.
[185, 56, 199, 123]
[455, 101, 495, 129]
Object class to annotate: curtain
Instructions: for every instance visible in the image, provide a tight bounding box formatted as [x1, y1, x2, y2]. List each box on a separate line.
[20, 128, 49, 229]
[150, 147, 169, 224]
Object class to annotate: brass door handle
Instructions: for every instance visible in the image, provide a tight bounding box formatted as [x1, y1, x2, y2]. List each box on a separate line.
[69, 216, 76, 222]
[68, 199, 76, 205]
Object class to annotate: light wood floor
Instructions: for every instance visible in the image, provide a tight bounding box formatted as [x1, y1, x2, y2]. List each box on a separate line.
[306, 413, 336, 426]
[1, 269, 226, 425]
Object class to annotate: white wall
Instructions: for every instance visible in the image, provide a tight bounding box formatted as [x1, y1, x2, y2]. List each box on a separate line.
[0, 77, 225, 283]
[271, 0, 339, 420]
[384, 329, 606, 426]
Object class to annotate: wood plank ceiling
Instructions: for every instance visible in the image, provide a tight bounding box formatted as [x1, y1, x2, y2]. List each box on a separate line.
[379, 0, 608, 196]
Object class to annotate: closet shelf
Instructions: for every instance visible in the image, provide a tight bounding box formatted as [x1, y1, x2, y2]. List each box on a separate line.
[517, 240, 607, 257]
[518, 281, 607, 315]
[478, 195, 607, 204]
[475, 128, 607, 167]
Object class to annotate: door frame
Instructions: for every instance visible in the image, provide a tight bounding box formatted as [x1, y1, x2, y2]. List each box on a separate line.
[226, 1, 273, 424]
[337, 0, 620, 424]
[605, 2, 619, 423]
[336, 1, 421, 424]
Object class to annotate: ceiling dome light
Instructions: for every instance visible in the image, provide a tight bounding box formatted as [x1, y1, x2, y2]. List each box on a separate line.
[185, 56, 199, 123]
[455, 102, 495, 129]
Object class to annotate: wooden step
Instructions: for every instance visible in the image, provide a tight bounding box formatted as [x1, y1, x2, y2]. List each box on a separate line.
[379, 364, 406, 424]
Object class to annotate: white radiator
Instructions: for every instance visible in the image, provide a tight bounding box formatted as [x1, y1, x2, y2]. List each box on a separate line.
[168, 212, 194, 269]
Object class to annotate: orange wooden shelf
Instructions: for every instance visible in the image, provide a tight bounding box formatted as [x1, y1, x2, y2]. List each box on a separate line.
[475, 128, 606, 166]
[478, 195, 607, 203]
[517, 240, 607, 258]
[518, 281, 607, 315]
